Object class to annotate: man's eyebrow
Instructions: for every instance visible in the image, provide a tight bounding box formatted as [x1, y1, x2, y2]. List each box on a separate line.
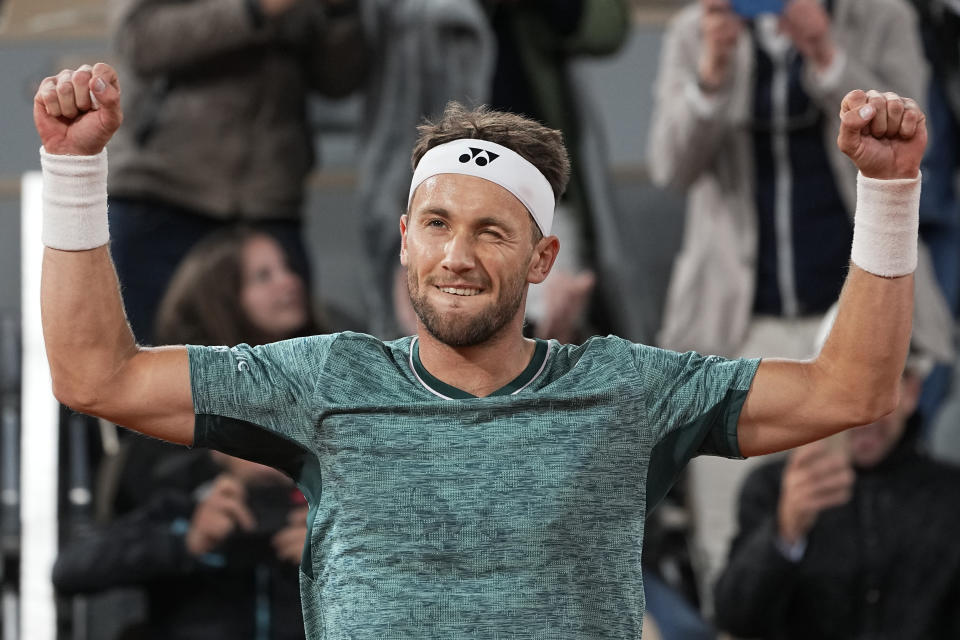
[418, 207, 451, 219]
[475, 216, 514, 231]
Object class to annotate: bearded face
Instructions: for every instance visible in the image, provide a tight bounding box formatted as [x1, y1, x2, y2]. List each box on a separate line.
[406, 258, 528, 347]
[400, 174, 559, 348]
[401, 174, 546, 348]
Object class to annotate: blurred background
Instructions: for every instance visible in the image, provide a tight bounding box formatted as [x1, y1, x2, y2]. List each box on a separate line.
[2, 1, 959, 639]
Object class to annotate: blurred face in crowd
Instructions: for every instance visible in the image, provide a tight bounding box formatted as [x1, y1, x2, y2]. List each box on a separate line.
[240, 234, 308, 342]
[847, 372, 922, 468]
[400, 174, 556, 347]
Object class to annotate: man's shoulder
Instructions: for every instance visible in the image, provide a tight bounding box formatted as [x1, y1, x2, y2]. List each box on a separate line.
[334, 331, 413, 360]
[271, 331, 410, 356]
[554, 335, 749, 374]
[551, 335, 641, 368]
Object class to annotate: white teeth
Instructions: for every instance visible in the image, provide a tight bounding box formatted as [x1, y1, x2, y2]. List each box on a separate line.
[439, 287, 481, 296]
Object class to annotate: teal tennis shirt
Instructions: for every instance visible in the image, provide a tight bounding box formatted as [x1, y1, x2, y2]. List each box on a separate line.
[188, 332, 760, 638]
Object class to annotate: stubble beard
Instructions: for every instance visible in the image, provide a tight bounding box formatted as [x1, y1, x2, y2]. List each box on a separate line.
[407, 268, 527, 348]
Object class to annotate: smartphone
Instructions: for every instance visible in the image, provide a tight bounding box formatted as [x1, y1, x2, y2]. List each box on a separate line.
[730, 0, 785, 17]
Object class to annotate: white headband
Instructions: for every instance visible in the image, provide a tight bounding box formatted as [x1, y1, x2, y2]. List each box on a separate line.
[407, 139, 555, 235]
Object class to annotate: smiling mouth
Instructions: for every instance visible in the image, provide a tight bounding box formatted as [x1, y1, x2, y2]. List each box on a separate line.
[436, 286, 483, 297]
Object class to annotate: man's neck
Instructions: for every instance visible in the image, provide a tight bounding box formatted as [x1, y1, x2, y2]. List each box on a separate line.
[415, 324, 536, 398]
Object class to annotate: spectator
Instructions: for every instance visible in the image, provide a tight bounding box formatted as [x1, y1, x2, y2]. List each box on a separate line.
[154, 227, 322, 347]
[55, 452, 309, 640]
[105, 0, 367, 344]
[713, 350, 960, 639]
[53, 227, 320, 639]
[647, 0, 954, 583]
[649, 0, 948, 359]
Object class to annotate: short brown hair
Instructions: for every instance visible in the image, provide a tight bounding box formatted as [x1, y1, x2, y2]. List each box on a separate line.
[411, 102, 571, 204]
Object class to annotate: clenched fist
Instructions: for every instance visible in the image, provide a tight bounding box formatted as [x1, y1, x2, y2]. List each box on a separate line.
[33, 63, 123, 156]
[837, 89, 926, 180]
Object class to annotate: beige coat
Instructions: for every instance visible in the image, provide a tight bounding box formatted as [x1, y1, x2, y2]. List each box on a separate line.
[648, 0, 953, 362]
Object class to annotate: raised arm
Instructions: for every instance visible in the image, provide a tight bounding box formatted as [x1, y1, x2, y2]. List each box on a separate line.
[35, 64, 194, 445]
[737, 89, 924, 457]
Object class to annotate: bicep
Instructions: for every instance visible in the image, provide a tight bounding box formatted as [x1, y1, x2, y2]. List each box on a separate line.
[96, 346, 195, 445]
[737, 358, 840, 457]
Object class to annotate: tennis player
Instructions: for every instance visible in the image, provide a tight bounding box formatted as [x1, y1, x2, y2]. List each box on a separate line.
[36, 63, 922, 638]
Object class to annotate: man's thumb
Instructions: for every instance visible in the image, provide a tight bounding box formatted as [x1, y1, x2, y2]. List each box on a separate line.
[837, 103, 874, 157]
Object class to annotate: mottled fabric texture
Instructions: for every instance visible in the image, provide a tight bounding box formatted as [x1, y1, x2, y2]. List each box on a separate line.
[189, 333, 759, 638]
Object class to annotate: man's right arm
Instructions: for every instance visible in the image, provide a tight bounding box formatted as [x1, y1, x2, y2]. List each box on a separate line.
[36, 64, 195, 445]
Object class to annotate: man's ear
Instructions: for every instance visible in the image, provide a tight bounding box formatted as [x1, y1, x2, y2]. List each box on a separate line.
[527, 235, 560, 285]
[399, 214, 409, 267]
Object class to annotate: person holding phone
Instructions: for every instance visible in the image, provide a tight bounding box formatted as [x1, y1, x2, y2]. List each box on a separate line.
[648, 0, 953, 587]
[712, 349, 960, 639]
[53, 451, 309, 640]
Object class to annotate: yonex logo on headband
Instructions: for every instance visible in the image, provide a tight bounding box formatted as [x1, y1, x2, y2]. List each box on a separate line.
[459, 148, 500, 167]
[408, 139, 555, 235]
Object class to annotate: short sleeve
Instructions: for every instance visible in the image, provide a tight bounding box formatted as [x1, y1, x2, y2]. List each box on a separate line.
[187, 335, 337, 473]
[632, 344, 760, 511]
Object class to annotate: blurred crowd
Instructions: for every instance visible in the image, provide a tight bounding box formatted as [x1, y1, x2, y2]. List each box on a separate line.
[32, 0, 960, 639]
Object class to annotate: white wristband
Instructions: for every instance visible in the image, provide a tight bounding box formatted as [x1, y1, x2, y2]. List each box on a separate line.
[850, 171, 920, 277]
[40, 146, 109, 251]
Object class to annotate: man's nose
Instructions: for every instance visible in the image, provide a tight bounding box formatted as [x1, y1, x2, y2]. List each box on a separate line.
[440, 232, 476, 273]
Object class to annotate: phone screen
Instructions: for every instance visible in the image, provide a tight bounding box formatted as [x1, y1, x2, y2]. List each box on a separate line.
[730, 0, 785, 17]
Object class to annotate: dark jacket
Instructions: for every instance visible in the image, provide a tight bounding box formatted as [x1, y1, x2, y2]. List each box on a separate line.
[713, 436, 960, 640]
[53, 490, 305, 640]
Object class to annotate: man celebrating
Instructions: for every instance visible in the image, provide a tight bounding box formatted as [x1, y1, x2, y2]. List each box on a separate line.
[36, 63, 922, 638]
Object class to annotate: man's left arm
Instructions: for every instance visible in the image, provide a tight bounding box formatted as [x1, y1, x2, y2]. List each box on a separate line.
[737, 89, 924, 457]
